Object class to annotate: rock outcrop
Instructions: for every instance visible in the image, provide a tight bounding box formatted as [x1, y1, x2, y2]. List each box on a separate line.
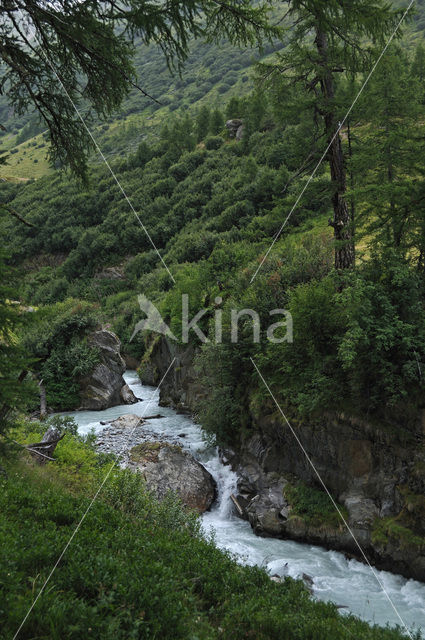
[226, 118, 244, 140]
[79, 330, 135, 410]
[224, 412, 425, 581]
[138, 337, 202, 413]
[129, 441, 216, 513]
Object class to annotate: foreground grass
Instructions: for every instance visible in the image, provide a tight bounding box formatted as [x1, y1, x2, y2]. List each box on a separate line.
[0, 425, 417, 639]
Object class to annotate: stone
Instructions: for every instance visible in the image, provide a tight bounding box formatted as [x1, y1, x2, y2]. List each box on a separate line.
[225, 119, 243, 138]
[107, 414, 145, 430]
[129, 441, 216, 513]
[79, 330, 126, 410]
[342, 492, 379, 529]
[120, 384, 138, 404]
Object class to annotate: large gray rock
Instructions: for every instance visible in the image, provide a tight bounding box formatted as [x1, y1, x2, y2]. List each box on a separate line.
[107, 414, 145, 430]
[120, 384, 138, 404]
[341, 492, 379, 529]
[130, 441, 216, 513]
[79, 330, 128, 410]
[226, 118, 243, 138]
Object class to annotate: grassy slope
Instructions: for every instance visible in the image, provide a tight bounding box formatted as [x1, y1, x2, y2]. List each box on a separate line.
[0, 421, 413, 640]
[0, 132, 52, 180]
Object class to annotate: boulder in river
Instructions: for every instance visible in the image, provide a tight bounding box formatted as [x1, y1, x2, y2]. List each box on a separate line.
[129, 441, 216, 513]
[120, 383, 138, 404]
[108, 414, 145, 430]
[79, 330, 134, 410]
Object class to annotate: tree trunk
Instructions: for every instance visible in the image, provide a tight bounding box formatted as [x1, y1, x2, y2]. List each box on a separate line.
[347, 117, 356, 243]
[384, 114, 403, 247]
[39, 379, 47, 420]
[315, 26, 355, 270]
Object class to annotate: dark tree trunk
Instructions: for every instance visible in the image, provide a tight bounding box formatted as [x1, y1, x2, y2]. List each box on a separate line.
[384, 114, 404, 247]
[39, 379, 47, 420]
[315, 26, 355, 270]
[347, 117, 356, 244]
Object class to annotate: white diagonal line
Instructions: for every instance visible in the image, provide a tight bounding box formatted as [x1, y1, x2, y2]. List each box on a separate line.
[16, 9, 175, 283]
[250, 0, 415, 284]
[250, 356, 414, 640]
[13, 358, 176, 640]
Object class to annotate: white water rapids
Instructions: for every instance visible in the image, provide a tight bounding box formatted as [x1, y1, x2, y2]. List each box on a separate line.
[63, 371, 425, 635]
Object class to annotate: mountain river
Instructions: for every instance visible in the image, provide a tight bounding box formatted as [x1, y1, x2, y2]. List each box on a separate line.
[63, 371, 425, 635]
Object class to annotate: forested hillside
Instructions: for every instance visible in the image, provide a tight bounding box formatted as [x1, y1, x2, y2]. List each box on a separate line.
[3, 38, 425, 424]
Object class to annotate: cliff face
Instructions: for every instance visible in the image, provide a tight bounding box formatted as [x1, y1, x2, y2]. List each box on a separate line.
[227, 411, 425, 581]
[138, 336, 203, 413]
[139, 336, 425, 581]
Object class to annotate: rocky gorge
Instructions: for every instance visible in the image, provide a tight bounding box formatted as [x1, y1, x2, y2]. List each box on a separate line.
[138, 335, 425, 583]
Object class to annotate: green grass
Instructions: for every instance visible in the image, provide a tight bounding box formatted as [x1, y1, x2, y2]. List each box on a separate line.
[0, 420, 415, 639]
[0, 133, 53, 181]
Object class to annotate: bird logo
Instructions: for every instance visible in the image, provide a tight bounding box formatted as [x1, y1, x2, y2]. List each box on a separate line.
[130, 295, 176, 342]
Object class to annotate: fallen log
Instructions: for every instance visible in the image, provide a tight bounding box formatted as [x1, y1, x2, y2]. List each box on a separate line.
[29, 426, 64, 464]
[230, 493, 244, 516]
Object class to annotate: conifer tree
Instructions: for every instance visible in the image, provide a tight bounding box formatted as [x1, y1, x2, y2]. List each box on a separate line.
[412, 43, 425, 105]
[209, 108, 225, 135]
[353, 46, 425, 256]
[196, 105, 211, 142]
[226, 96, 242, 120]
[258, 0, 402, 270]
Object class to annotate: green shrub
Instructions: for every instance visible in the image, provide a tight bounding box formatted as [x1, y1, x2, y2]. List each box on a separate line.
[284, 481, 348, 529]
[204, 136, 224, 150]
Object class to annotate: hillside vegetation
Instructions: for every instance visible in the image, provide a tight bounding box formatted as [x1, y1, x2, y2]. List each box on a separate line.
[3, 38, 425, 429]
[0, 32, 284, 181]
